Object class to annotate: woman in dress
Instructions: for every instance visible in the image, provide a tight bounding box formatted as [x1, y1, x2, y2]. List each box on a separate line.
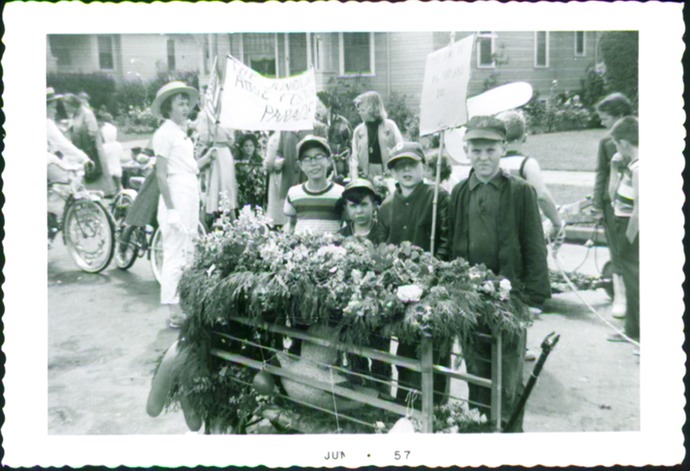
[63, 93, 117, 196]
[150, 81, 201, 328]
[234, 132, 266, 210]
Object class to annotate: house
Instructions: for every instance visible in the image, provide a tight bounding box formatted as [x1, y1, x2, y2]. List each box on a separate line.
[47, 31, 602, 109]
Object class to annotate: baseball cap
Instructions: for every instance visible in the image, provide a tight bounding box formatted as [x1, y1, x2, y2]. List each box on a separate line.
[386, 141, 425, 169]
[463, 116, 507, 142]
[296, 135, 331, 159]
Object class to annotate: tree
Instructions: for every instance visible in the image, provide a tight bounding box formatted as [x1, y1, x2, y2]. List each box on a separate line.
[599, 32, 639, 108]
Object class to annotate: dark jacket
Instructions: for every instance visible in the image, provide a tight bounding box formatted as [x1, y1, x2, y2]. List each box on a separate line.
[449, 170, 550, 306]
[375, 182, 449, 260]
[592, 137, 618, 211]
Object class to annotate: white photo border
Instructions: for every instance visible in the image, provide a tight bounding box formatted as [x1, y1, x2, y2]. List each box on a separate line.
[2, 1, 685, 467]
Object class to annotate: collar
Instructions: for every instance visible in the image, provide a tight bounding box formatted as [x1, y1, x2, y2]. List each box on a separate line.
[394, 180, 426, 200]
[469, 170, 505, 191]
[303, 180, 334, 195]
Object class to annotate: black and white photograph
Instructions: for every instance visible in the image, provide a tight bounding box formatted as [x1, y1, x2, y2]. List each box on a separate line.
[2, 1, 685, 468]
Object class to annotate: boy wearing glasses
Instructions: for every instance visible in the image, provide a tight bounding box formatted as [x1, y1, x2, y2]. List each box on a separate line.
[283, 135, 344, 235]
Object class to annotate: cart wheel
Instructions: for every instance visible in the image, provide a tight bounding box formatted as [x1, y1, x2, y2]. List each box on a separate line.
[601, 261, 614, 300]
[63, 199, 115, 273]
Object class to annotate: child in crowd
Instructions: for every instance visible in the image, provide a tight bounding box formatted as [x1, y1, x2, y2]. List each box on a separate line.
[495, 110, 563, 241]
[338, 178, 382, 240]
[593, 93, 634, 318]
[284, 135, 344, 235]
[376, 141, 450, 405]
[606, 116, 639, 347]
[337, 179, 389, 394]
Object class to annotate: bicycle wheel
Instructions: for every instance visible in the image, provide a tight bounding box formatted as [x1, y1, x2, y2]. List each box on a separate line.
[111, 192, 139, 270]
[63, 199, 115, 273]
[601, 261, 614, 300]
[116, 225, 143, 270]
[150, 220, 207, 285]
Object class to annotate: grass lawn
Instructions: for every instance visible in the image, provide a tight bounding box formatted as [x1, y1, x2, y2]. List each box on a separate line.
[523, 128, 607, 172]
[118, 131, 152, 143]
[548, 183, 592, 206]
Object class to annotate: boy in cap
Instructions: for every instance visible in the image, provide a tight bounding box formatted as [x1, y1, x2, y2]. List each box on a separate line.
[448, 115, 550, 432]
[283, 135, 344, 235]
[338, 178, 382, 240]
[376, 141, 450, 405]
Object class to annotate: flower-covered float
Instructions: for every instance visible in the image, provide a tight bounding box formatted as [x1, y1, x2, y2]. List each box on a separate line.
[146, 208, 533, 434]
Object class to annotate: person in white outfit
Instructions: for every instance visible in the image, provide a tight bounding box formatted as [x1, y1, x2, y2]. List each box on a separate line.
[151, 81, 201, 328]
[101, 120, 124, 193]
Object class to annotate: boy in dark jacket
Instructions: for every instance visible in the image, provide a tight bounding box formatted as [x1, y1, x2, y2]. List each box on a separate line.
[448, 116, 550, 432]
[376, 141, 450, 406]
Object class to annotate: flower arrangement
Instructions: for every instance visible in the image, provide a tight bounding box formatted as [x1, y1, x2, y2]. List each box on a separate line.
[166, 207, 531, 433]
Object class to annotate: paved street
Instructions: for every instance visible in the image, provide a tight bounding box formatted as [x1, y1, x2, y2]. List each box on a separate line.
[48, 231, 639, 434]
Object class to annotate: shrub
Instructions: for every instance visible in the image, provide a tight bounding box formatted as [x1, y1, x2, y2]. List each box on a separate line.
[523, 87, 594, 134]
[322, 76, 372, 128]
[115, 105, 159, 135]
[599, 32, 639, 109]
[385, 91, 419, 140]
[47, 72, 117, 113]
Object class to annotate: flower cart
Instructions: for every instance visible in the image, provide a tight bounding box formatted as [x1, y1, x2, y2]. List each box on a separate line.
[147, 209, 535, 434]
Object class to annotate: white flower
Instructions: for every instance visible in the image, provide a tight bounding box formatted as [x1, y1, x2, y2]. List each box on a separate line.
[317, 244, 347, 259]
[480, 281, 495, 294]
[498, 278, 512, 300]
[397, 284, 423, 303]
[206, 264, 216, 277]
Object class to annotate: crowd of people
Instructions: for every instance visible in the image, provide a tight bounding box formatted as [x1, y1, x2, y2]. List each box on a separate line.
[47, 78, 639, 431]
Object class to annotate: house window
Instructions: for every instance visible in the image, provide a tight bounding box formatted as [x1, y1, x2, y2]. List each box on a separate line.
[242, 33, 278, 77]
[477, 31, 496, 68]
[98, 36, 114, 70]
[575, 31, 586, 57]
[167, 39, 176, 71]
[286, 33, 309, 75]
[534, 31, 549, 68]
[339, 32, 375, 76]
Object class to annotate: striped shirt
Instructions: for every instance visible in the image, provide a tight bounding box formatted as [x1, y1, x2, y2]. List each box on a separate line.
[284, 181, 344, 234]
[613, 159, 638, 218]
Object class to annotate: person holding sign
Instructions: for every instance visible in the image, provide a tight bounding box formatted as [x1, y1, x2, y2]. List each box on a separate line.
[350, 91, 403, 180]
[375, 141, 450, 405]
[448, 116, 550, 432]
[283, 135, 344, 235]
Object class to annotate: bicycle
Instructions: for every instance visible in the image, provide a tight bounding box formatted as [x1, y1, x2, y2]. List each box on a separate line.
[551, 196, 614, 298]
[48, 165, 116, 273]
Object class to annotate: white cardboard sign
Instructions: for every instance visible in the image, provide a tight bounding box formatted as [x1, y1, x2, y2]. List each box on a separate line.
[419, 34, 474, 136]
[219, 55, 316, 131]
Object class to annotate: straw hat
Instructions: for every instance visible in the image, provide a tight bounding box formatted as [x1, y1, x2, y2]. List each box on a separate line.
[150, 81, 199, 118]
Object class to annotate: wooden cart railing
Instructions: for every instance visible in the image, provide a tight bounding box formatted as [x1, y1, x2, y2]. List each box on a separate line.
[211, 316, 503, 433]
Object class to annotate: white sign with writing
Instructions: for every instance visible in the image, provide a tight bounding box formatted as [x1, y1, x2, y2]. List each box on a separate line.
[219, 55, 316, 131]
[419, 34, 474, 136]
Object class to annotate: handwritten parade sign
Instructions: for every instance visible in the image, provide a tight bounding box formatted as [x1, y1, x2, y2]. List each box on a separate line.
[419, 34, 474, 136]
[219, 55, 316, 131]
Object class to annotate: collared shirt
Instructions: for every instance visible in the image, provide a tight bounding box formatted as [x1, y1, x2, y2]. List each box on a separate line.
[467, 172, 504, 273]
[153, 119, 198, 176]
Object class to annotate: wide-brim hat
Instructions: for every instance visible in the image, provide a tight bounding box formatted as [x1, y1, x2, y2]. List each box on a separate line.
[150, 81, 199, 118]
[463, 115, 507, 142]
[296, 135, 331, 159]
[387, 141, 426, 169]
[47, 87, 63, 103]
